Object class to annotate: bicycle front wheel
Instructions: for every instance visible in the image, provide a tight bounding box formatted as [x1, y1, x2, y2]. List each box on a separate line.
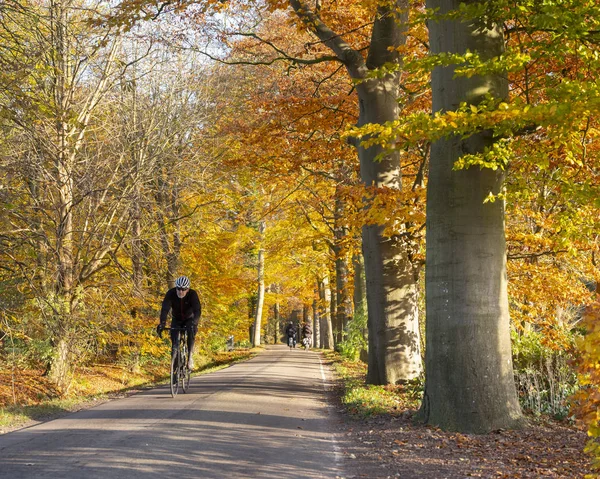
[170, 352, 180, 397]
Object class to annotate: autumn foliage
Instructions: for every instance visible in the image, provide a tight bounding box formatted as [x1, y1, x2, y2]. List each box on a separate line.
[0, 0, 599, 470]
[572, 303, 600, 476]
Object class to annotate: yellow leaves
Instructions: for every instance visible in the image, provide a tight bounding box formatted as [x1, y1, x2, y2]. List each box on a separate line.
[341, 184, 426, 241]
[483, 191, 499, 203]
[572, 303, 600, 473]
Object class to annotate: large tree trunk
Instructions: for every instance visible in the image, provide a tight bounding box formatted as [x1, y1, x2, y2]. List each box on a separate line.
[422, 0, 523, 433]
[358, 77, 423, 384]
[290, 0, 422, 383]
[48, 297, 73, 393]
[334, 189, 353, 344]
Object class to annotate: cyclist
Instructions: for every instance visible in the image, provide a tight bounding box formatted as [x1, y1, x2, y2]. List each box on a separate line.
[156, 276, 201, 370]
[301, 322, 312, 349]
[285, 320, 297, 348]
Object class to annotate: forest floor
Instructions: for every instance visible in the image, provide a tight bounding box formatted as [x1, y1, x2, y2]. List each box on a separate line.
[0, 348, 591, 478]
[324, 352, 591, 479]
[339, 407, 588, 478]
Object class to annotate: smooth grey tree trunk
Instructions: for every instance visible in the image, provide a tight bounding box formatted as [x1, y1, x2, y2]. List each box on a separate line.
[290, 0, 422, 384]
[422, 0, 523, 433]
[358, 77, 423, 383]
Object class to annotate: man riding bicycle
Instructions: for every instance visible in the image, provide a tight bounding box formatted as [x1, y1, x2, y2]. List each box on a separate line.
[301, 322, 312, 348]
[285, 320, 297, 348]
[157, 276, 201, 370]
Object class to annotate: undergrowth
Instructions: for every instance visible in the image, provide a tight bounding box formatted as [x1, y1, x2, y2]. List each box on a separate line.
[323, 350, 422, 417]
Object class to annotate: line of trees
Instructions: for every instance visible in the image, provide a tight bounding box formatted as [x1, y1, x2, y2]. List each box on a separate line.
[1, 0, 598, 438]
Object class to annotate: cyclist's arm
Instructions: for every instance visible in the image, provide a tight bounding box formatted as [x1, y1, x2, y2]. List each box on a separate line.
[191, 290, 201, 323]
[159, 291, 172, 326]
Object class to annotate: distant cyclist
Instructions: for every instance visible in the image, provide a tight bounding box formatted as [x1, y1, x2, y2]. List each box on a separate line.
[301, 322, 312, 349]
[285, 320, 297, 348]
[156, 276, 201, 370]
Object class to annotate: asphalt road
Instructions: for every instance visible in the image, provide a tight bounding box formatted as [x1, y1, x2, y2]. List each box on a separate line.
[0, 345, 346, 479]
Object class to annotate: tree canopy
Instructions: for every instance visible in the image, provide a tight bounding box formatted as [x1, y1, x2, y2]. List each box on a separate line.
[1, 0, 599, 467]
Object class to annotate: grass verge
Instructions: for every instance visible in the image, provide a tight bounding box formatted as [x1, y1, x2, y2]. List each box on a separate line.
[0, 348, 256, 432]
[322, 350, 423, 417]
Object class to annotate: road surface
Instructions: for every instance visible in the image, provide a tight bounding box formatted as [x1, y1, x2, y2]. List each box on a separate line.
[0, 345, 346, 478]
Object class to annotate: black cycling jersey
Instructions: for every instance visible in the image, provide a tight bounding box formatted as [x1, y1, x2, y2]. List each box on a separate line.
[159, 288, 201, 326]
[285, 323, 297, 337]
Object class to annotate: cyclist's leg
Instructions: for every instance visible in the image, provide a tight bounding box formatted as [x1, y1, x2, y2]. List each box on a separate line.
[185, 321, 197, 369]
[171, 320, 186, 376]
[171, 325, 181, 356]
[170, 352, 179, 396]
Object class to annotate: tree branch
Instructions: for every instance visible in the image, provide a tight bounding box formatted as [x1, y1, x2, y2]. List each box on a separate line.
[288, 0, 367, 78]
[507, 249, 568, 260]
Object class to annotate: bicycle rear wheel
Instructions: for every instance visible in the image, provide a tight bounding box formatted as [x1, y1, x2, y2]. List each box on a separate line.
[170, 352, 180, 397]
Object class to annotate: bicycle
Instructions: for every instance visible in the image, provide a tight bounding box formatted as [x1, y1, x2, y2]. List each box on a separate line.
[164, 327, 191, 397]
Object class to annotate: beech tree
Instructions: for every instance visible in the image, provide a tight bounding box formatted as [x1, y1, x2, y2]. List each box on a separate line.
[288, 0, 424, 384]
[417, 0, 524, 432]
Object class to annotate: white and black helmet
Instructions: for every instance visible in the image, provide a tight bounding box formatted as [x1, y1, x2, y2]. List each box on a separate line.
[175, 276, 190, 289]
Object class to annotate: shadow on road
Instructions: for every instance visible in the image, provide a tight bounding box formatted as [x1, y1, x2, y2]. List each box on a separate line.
[0, 346, 345, 479]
